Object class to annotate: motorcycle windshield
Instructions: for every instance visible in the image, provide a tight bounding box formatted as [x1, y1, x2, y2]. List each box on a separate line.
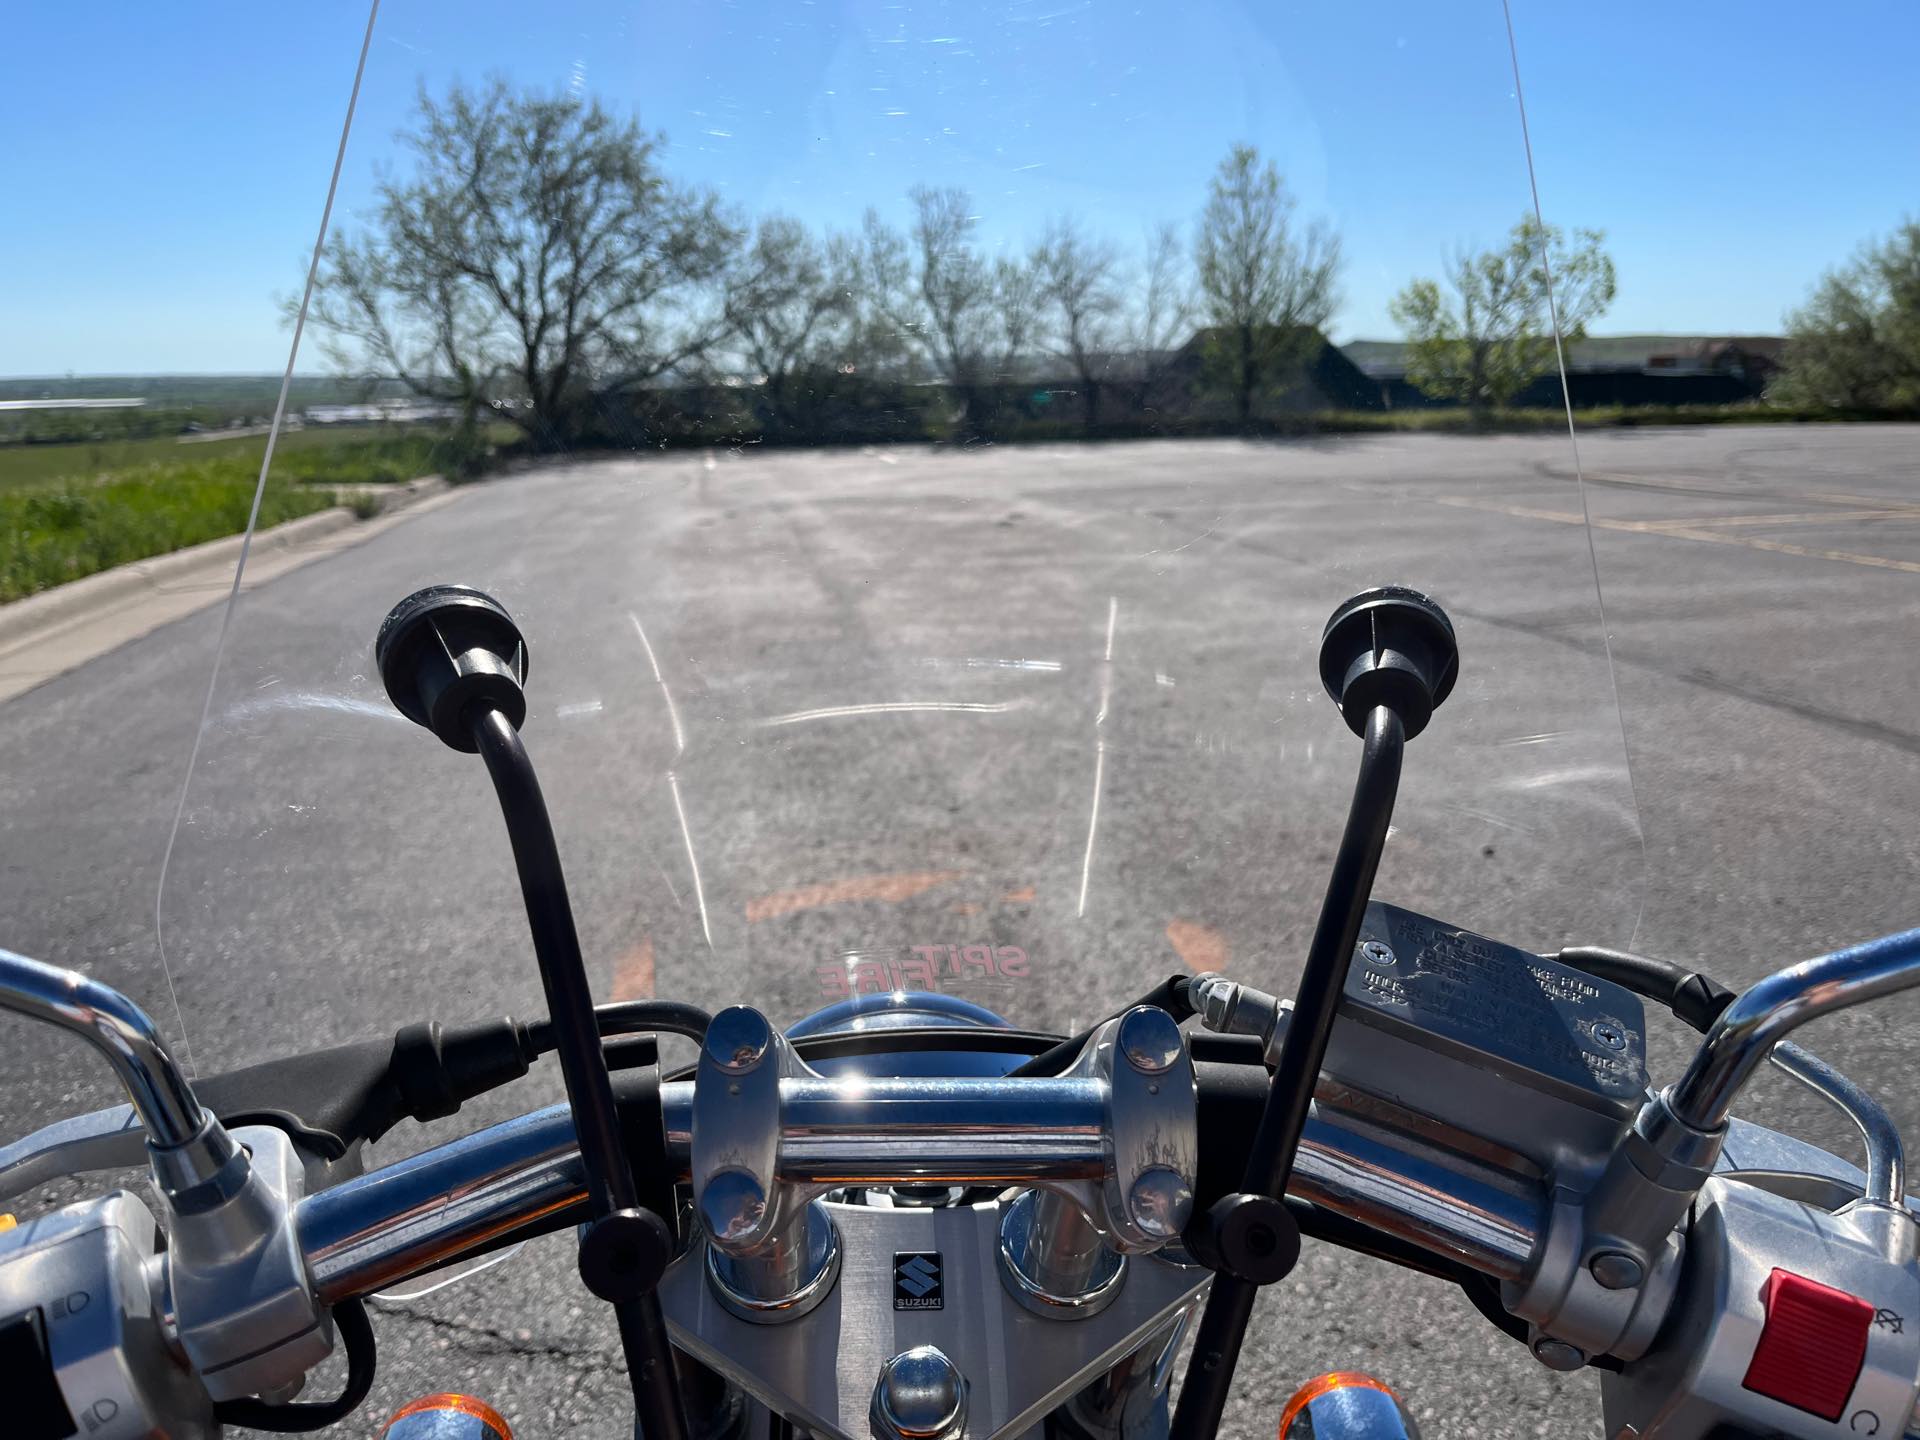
[118, 3, 1644, 1087]
[0, 8, 1648, 1125]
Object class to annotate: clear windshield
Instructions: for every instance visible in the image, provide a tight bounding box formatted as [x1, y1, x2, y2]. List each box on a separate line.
[116, 4, 1647, 1075]
[0, 2, 1695, 1431]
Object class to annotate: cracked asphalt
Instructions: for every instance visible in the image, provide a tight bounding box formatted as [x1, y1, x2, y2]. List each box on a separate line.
[2, 429, 1917, 1437]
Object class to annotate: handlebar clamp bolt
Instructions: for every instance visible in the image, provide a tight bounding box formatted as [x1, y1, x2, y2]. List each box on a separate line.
[700, 1169, 770, 1247]
[704, 1007, 772, 1074]
[1530, 1338, 1586, 1372]
[1588, 1251, 1643, 1290]
[1128, 1167, 1193, 1240]
[1117, 1007, 1183, 1075]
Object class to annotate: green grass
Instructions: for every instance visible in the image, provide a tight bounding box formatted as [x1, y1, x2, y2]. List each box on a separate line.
[0, 468, 337, 603]
[0, 426, 486, 604]
[0, 425, 470, 492]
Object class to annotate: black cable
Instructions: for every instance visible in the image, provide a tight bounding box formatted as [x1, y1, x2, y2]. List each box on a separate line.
[1172, 704, 1406, 1440]
[1553, 945, 1737, 1034]
[525, 1000, 715, 1055]
[1008, 974, 1198, 1078]
[211, 1297, 375, 1432]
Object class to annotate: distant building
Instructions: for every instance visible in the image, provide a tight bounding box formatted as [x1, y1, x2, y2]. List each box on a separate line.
[1642, 336, 1784, 385]
[303, 399, 461, 424]
[1016, 325, 1382, 422]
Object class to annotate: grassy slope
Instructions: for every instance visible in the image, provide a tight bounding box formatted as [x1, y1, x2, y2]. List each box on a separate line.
[0, 425, 454, 492]
[0, 427, 470, 603]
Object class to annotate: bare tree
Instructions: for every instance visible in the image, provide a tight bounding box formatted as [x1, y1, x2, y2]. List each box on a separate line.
[1035, 217, 1122, 426]
[309, 81, 737, 449]
[1194, 144, 1341, 425]
[1390, 216, 1615, 415]
[1118, 222, 1196, 413]
[849, 187, 1038, 435]
[910, 186, 998, 428]
[992, 253, 1044, 383]
[851, 208, 921, 379]
[722, 216, 856, 431]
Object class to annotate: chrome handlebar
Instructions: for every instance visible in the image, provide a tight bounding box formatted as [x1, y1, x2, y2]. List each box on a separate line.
[9, 931, 1920, 1439]
[297, 1069, 1545, 1306]
[0, 946, 207, 1149]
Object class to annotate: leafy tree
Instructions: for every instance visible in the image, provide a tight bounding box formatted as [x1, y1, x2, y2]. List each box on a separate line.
[722, 216, 856, 431]
[1035, 217, 1122, 426]
[1194, 145, 1341, 424]
[1389, 216, 1616, 414]
[309, 81, 737, 449]
[1773, 221, 1920, 412]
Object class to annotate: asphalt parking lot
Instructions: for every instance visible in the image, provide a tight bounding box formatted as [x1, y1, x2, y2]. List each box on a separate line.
[2, 426, 1917, 1436]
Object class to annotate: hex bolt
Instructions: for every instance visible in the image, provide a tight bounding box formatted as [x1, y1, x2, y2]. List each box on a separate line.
[1531, 1338, 1586, 1372]
[1589, 1251, 1644, 1290]
[1360, 940, 1396, 967]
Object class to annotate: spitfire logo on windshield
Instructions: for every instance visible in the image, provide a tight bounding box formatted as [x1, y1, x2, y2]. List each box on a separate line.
[816, 944, 1031, 1000]
[893, 1252, 944, 1311]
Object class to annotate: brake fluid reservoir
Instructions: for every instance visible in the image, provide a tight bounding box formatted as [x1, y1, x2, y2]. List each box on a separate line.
[382, 1394, 514, 1439]
[1320, 902, 1648, 1178]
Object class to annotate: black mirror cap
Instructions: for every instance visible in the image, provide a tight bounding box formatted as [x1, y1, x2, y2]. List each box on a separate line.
[1318, 585, 1458, 741]
[376, 584, 529, 751]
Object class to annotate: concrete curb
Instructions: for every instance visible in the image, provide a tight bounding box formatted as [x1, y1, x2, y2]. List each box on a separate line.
[0, 475, 448, 650]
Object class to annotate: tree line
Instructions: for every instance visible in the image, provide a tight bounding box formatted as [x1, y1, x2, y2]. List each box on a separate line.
[318, 80, 1920, 450]
[311, 82, 1640, 448]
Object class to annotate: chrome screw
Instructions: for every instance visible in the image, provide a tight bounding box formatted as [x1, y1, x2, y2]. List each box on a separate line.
[1589, 1251, 1644, 1290]
[1360, 940, 1396, 966]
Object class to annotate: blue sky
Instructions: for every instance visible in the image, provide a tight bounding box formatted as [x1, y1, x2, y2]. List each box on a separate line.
[3, 1, 1916, 375]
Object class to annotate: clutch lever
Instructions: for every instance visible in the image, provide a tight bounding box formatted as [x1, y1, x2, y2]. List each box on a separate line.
[0, 1102, 144, 1200]
[0, 1012, 550, 1204]
[0, 1101, 369, 1202]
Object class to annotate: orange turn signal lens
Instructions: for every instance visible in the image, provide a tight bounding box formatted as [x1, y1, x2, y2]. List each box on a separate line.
[382, 1392, 514, 1439]
[1279, 1370, 1417, 1440]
